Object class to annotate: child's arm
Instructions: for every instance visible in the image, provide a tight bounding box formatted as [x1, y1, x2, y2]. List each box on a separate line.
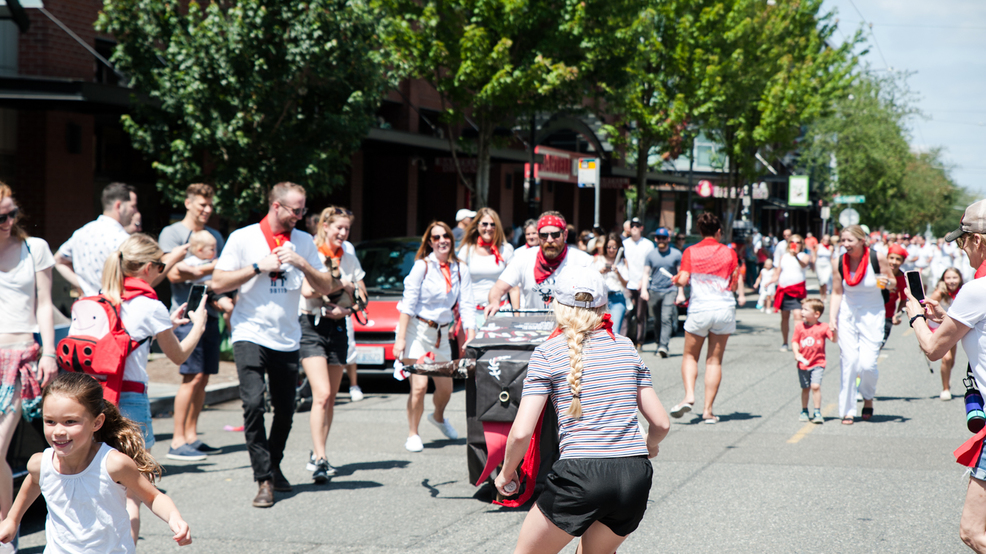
[790, 340, 809, 367]
[0, 453, 44, 544]
[753, 273, 762, 288]
[106, 451, 192, 546]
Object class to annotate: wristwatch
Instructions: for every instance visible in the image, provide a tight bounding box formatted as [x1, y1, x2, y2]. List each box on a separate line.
[252, 263, 261, 275]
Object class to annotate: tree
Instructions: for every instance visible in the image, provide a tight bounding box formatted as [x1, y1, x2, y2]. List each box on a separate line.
[378, 0, 634, 208]
[97, 0, 392, 220]
[700, 0, 858, 241]
[895, 149, 968, 237]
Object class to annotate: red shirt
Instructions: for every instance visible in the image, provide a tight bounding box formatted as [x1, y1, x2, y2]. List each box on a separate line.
[805, 236, 818, 252]
[884, 273, 907, 318]
[792, 321, 834, 370]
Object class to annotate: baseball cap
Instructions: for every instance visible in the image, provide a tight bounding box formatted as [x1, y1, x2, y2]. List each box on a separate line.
[455, 209, 477, 222]
[946, 200, 986, 242]
[652, 227, 670, 238]
[629, 217, 643, 227]
[553, 266, 607, 309]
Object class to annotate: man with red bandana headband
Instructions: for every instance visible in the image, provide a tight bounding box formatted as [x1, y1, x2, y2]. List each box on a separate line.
[485, 211, 592, 318]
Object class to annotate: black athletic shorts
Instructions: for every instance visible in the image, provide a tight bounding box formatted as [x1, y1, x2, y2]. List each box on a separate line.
[536, 456, 653, 537]
[299, 314, 348, 364]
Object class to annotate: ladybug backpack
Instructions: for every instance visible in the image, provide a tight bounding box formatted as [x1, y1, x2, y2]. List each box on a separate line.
[56, 292, 152, 406]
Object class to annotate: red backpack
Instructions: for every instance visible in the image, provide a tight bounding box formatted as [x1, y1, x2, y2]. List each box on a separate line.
[56, 293, 152, 406]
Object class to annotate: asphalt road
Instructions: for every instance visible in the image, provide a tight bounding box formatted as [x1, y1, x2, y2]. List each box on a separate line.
[13, 296, 977, 553]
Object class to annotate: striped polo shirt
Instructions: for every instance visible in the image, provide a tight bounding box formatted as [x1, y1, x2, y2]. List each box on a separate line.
[524, 330, 652, 459]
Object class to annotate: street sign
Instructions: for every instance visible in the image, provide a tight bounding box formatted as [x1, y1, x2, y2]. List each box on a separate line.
[839, 207, 860, 227]
[577, 158, 599, 188]
[788, 175, 809, 207]
[820, 206, 831, 220]
[834, 195, 865, 204]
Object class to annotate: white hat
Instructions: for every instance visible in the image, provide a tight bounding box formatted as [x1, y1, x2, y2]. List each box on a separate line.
[946, 200, 986, 242]
[553, 266, 607, 309]
[456, 209, 477, 222]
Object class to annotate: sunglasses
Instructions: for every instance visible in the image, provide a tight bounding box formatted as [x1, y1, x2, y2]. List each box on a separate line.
[539, 231, 563, 240]
[279, 203, 308, 217]
[331, 207, 353, 216]
[957, 233, 969, 249]
[0, 208, 19, 225]
[151, 260, 166, 272]
[431, 233, 450, 241]
[630, 223, 643, 228]
[479, 221, 496, 228]
[655, 236, 669, 241]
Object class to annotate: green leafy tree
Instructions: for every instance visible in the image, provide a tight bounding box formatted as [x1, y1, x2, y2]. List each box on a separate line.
[895, 150, 967, 237]
[379, 0, 634, 208]
[97, 0, 392, 220]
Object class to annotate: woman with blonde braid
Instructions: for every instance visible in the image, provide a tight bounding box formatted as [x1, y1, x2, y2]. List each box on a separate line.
[495, 267, 669, 554]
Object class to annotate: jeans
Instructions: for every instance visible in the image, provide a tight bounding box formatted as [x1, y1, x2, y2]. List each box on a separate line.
[233, 341, 299, 482]
[645, 289, 678, 350]
[607, 291, 627, 336]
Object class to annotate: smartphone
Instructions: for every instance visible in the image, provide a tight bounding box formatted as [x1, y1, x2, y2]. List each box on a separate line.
[187, 284, 207, 311]
[905, 270, 925, 302]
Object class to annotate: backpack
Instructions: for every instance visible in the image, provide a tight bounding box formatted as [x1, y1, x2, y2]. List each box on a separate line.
[55, 294, 151, 406]
[839, 250, 891, 305]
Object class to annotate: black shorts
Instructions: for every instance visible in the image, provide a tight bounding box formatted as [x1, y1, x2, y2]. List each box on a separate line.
[299, 314, 348, 364]
[174, 315, 221, 375]
[780, 294, 804, 312]
[536, 456, 653, 537]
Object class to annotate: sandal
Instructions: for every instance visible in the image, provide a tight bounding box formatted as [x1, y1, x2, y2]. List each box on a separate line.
[861, 407, 873, 421]
[841, 417, 854, 425]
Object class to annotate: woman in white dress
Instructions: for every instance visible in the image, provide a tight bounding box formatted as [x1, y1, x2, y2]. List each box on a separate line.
[458, 207, 515, 329]
[813, 234, 834, 302]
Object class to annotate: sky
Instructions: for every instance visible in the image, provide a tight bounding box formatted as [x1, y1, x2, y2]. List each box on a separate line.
[821, 0, 986, 198]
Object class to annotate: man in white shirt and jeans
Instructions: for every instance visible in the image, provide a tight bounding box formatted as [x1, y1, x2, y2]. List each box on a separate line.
[212, 182, 337, 508]
[623, 217, 654, 346]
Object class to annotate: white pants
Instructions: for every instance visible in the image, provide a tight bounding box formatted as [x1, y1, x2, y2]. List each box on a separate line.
[837, 304, 884, 418]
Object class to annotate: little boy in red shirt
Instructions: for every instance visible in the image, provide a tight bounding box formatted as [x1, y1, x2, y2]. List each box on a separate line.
[791, 298, 834, 424]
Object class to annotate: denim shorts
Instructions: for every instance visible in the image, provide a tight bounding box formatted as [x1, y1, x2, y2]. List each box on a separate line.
[119, 391, 155, 449]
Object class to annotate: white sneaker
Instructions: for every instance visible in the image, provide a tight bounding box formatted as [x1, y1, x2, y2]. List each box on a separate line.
[941, 390, 952, 401]
[779, 344, 789, 352]
[428, 413, 459, 439]
[349, 385, 364, 402]
[405, 435, 423, 452]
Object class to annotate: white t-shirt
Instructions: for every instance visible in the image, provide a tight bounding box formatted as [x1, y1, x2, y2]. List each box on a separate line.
[590, 256, 629, 294]
[120, 295, 172, 384]
[622, 237, 654, 290]
[498, 247, 592, 309]
[56, 215, 131, 297]
[0, 237, 55, 334]
[777, 252, 810, 288]
[948, 279, 986, 388]
[458, 243, 515, 308]
[216, 224, 325, 351]
[916, 244, 935, 269]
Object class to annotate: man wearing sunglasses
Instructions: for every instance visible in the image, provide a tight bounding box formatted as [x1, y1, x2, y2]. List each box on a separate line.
[212, 182, 338, 508]
[485, 211, 591, 318]
[623, 217, 655, 347]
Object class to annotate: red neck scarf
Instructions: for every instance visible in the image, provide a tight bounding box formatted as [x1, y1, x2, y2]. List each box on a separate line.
[438, 259, 452, 293]
[534, 246, 567, 284]
[121, 276, 158, 301]
[976, 259, 986, 280]
[547, 314, 616, 341]
[843, 247, 869, 287]
[478, 238, 503, 265]
[318, 242, 343, 261]
[259, 215, 291, 252]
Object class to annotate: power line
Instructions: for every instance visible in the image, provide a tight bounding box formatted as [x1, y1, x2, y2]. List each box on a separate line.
[847, 0, 891, 70]
[873, 23, 986, 31]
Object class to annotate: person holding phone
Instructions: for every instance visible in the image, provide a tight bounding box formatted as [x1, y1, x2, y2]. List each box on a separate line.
[830, 224, 893, 425]
[592, 233, 630, 336]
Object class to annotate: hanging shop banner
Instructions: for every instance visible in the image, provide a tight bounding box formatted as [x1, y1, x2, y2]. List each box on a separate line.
[788, 175, 809, 207]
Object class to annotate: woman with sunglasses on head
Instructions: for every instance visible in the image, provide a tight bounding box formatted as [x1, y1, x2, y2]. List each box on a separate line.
[101, 233, 208, 541]
[395, 221, 476, 452]
[591, 233, 630, 336]
[0, 183, 59, 530]
[830, 224, 893, 425]
[458, 208, 515, 329]
[767, 233, 811, 352]
[299, 206, 366, 481]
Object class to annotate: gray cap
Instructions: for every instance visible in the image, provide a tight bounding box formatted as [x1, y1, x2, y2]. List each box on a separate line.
[552, 266, 608, 309]
[945, 200, 986, 242]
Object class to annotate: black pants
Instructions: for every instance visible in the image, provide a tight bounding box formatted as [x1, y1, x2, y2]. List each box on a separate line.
[628, 289, 648, 346]
[234, 341, 299, 482]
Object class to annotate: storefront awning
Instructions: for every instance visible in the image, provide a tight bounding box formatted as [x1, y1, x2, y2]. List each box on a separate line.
[0, 76, 142, 113]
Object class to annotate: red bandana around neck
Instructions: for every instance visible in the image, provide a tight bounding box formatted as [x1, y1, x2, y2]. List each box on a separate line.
[439, 260, 453, 293]
[547, 313, 616, 341]
[976, 259, 986, 280]
[843, 247, 869, 287]
[121, 277, 158, 301]
[318, 242, 343, 260]
[534, 246, 567, 284]
[259, 215, 291, 252]
[478, 237, 503, 265]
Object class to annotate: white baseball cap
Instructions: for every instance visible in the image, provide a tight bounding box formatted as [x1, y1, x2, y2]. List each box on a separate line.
[553, 266, 608, 309]
[456, 209, 477, 222]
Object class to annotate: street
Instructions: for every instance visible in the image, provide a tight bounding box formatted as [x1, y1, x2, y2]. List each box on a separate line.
[14, 297, 975, 553]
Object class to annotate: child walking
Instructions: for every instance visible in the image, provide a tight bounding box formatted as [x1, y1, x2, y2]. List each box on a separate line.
[791, 298, 834, 424]
[0, 372, 192, 551]
[754, 258, 776, 313]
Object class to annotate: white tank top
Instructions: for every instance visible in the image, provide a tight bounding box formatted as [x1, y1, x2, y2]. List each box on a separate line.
[841, 254, 884, 312]
[40, 443, 134, 554]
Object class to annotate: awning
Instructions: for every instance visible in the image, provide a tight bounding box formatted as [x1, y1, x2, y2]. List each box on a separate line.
[0, 0, 43, 32]
[0, 76, 142, 113]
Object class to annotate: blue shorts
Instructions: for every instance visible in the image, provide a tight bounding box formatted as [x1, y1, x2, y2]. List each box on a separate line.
[119, 391, 155, 449]
[174, 315, 221, 375]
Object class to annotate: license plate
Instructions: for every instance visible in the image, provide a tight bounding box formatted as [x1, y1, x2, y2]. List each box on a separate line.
[355, 347, 384, 365]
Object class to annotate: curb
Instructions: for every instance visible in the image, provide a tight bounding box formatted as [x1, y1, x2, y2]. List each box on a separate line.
[149, 381, 241, 416]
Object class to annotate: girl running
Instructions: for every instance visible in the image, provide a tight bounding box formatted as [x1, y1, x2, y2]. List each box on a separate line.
[926, 267, 964, 400]
[0, 372, 192, 551]
[495, 267, 669, 554]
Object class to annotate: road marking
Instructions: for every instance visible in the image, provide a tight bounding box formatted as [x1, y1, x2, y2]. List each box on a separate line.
[787, 403, 837, 444]
[904, 327, 914, 336]
[878, 354, 888, 364]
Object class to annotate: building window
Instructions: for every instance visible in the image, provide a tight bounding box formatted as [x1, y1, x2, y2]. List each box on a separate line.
[95, 38, 120, 86]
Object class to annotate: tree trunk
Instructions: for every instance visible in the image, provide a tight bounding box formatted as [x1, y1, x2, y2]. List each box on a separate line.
[475, 119, 494, 209]
[635, 137, 650, 219]
[723, 154, 739, 244]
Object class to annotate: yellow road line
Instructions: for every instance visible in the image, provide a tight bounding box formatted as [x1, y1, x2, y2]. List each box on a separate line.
[903, 327, 914, 336]
[787, 403, 838, 444]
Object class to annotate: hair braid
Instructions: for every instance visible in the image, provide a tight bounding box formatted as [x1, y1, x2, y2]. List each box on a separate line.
[552, 292, 605, 420]
[564, 328, 589, 419]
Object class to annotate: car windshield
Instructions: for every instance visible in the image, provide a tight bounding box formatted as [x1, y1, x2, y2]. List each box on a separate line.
[356, 241, 419, 295]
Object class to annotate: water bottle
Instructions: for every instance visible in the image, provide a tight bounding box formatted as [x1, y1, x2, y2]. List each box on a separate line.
[964, 377, 985, 434]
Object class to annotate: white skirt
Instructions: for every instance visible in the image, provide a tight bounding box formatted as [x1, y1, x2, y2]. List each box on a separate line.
[403, 318, 452, 363]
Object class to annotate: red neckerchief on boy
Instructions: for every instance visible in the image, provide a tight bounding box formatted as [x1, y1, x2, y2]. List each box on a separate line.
[842, 247, 869, 287]
[259, 215, 291, 251]
[122, 277, 158, 301]
[478, 237, 503, 265]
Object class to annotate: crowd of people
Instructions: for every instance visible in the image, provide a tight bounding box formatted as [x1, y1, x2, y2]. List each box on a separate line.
[4, 174, 986, 552]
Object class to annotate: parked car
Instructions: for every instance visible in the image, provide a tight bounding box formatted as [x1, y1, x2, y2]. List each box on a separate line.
[350, 237, 421, 373]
